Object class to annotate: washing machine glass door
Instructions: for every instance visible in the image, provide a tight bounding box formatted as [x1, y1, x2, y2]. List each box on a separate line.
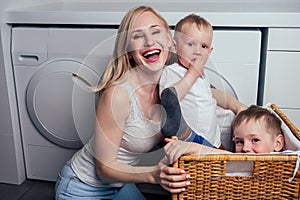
[26, 60, 99, 149]
[204, 67, 238, 100]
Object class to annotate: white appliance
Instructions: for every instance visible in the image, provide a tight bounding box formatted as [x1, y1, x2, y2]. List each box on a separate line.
[0, 30, 25, 185]
[205, 29, 261, 106]
[204, 29, 261, 151]
[12, 27, 117, 181]
[263, 28, 300, 128]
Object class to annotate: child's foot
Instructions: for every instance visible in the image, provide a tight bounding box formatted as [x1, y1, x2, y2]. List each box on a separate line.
[161, 87, 215, 148]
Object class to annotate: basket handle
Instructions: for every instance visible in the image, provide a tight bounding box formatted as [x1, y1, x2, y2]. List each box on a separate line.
[270, 104, 300, 141]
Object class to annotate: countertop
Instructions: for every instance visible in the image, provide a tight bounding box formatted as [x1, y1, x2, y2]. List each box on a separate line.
[3, 1, 300, 27]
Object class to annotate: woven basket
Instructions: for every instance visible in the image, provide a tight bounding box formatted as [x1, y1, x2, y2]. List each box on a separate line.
[172, 104, 300, 200]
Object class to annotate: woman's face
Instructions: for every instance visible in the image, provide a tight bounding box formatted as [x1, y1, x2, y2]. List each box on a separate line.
[128, 11, 172, 72]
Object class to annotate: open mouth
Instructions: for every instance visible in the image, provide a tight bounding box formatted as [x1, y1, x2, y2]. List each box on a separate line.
[143, 49, 161, 60]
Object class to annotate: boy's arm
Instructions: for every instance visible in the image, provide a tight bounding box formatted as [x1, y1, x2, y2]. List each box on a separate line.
[172, 66, 201, 100]
[211, 88, 248, 114]
[171, 52, 209, 100]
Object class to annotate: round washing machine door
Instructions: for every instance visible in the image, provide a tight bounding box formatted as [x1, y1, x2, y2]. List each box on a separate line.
[26, 60, 100, 149]
[204, 67, 238, 100]
[204, 67, 238, 152]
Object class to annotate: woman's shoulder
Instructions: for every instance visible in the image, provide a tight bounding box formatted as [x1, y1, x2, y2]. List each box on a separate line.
[95, 85, 131, 121]
[99, 84, 130, 108]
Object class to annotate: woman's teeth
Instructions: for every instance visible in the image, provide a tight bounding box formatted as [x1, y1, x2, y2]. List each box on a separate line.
[143, 50, 160, 58]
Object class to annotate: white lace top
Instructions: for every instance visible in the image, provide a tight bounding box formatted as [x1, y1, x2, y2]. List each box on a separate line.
[71, 81, 162, 187]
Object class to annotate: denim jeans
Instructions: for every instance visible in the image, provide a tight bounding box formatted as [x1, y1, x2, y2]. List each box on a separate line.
[55, 160, 146, 200]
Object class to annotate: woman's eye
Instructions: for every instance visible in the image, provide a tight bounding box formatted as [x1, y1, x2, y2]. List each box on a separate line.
[133, 34, 143, 40]
[152, 30, 161, 35]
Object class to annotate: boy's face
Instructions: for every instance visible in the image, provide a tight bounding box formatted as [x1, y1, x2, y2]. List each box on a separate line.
[175, 23, 213, 69]
[233, 118, 284, 153]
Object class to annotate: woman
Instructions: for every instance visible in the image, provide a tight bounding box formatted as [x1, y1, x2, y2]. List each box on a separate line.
[55, 6, 193, 199]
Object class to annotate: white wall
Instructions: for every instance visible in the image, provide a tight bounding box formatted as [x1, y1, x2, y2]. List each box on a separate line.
[0, 0, 63, 24]
[2, 0, 248, 24]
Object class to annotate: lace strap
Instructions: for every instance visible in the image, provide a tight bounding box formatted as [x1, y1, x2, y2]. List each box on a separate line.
[121, 83, 143, 120]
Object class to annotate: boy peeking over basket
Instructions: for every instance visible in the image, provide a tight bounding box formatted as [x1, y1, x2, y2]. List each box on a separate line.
[163, 105, 285, 164]
[232, 105, 284, 153]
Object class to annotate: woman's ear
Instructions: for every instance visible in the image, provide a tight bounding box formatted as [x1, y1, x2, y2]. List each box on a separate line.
[274, 134, 285, 152]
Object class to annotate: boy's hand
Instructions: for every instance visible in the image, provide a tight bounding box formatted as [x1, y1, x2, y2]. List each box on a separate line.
[188, 47, 210, 77]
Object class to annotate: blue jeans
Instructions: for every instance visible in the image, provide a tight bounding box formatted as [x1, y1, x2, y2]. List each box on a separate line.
[55, 160, 146, 200]
[187, 129, 216, 148]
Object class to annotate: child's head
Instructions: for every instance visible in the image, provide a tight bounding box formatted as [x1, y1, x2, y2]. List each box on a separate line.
[174, 14, 213, 69]
[232, 105, 284, 153]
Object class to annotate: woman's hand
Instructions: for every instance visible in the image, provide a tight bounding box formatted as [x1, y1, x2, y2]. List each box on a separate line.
[154, 156, 191, 193]
[158, 138, 230, 193]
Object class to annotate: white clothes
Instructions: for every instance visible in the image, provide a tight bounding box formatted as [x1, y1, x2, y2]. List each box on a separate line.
[71, 81, 163, 187]
[160, 63, 221, 147]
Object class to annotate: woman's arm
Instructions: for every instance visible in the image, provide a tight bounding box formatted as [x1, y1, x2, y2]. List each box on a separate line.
[94, 85, 190, 192]
[94, 85, 158, 183]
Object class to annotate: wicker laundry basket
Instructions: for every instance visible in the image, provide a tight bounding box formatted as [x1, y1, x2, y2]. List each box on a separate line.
[172, 104, 300, 200]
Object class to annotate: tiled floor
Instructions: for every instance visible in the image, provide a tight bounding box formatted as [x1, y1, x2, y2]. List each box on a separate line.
[0, 180, 170, 200]
[0, 179, 55, 200]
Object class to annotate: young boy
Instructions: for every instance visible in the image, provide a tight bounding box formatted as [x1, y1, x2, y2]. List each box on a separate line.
[163, 105, 285, 164]
[232, 105, 284, 153]
[160, 14, 246, 148]
[164, 105, 285, 163]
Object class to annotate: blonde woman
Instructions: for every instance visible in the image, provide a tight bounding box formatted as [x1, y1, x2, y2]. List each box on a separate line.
[55, 6, 199, 199]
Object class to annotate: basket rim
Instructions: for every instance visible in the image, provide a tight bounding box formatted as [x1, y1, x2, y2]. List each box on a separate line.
[179, 153, 299, 161]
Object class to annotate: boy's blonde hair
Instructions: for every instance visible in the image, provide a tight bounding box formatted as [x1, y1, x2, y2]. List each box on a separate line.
[94, 6, 170, 92]
[174, 13, 213, 41]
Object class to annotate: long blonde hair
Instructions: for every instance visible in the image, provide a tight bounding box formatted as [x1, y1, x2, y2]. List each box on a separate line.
[94, 6, 170, 92]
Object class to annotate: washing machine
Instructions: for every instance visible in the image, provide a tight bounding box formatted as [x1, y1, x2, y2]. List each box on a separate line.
[11, 27, 117, 181]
